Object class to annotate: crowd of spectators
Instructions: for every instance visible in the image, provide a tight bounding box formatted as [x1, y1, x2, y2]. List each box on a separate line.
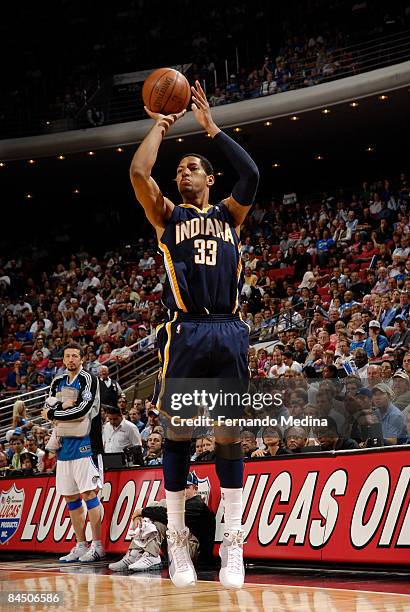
[2, 0, 409, 136]
[208, 32, 356, 107]
[0, 242, 165, 398]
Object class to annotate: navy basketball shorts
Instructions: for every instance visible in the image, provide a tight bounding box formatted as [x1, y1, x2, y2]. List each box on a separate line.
[155, 313, 250, 420]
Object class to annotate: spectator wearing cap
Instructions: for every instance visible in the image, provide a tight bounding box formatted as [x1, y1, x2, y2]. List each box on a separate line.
[364, 320, 389, 358]
[390, 315, 410, 349]
[372, 383, 407, 444]
[392, 371, 410, 411]
[315, 417, 359, 451]
[140, 407, 160, 444]
[350, 328, 366, 351]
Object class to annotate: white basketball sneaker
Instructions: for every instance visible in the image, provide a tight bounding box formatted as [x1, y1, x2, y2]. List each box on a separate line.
[109, 549, 142, 571]
[219, 530, 245, 589]
[79, 543, 106, 563]
[59, 543, 88, 563]
[129, 551, 162, 571]
[166, 527, 197, 588]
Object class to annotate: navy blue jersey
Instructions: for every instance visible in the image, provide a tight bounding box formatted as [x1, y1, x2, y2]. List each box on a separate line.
[159, 203, 242, 314]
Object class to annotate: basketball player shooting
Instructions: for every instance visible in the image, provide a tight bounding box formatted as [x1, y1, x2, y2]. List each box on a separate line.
[130, 80, 259, 589]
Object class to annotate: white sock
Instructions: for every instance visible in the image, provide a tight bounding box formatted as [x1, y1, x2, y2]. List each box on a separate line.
[166, 489, 186, 531]
[77, 541, 87, 548]
[93, 539, 103, 548]
[221, 488, 243, 532]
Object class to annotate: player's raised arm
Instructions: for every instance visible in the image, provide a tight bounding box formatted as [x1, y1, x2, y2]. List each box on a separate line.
[129, 108, 186, 229]
[191, 81, 259, 227]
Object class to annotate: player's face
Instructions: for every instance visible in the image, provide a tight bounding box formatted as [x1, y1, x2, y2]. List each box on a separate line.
[63, 349, 83, 372]
[176, 156, 213, 199]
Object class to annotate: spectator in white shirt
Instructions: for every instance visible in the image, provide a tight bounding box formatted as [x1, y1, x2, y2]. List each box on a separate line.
[138, 251, 155, 271]
[103, 405, 142, 453]
[369, 193, 382, 216]
[13, 297, 32, 315]
[30, 317, 52, 335]
[25, 436, 45, 472]
[283, 351, 303, 373]
[392, 237, 410, 261]
[268, 349, 287, 378]
[82, 269, 101, 291]
[346, 210, 358, 232]
[246, 252, 258, 271]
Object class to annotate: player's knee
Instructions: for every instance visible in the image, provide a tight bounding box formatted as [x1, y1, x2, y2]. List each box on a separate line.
[84, 496, 100, 510]
[67, 497, 82, 511]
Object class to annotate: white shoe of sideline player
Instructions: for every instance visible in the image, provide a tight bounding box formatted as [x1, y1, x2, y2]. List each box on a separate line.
[129, 551, 162, 571]
[59, 543, 88, 563]
[166, 527, 197, 587]
[219, 530, 245, 589]
[109, 549, 142, 571]
[79, 543, 106, 563]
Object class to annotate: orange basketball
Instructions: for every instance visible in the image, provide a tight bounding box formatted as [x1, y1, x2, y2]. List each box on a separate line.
[142, 68, 191, 114]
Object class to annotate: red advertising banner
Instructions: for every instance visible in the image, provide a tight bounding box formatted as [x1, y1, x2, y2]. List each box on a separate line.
[0, 447, 409, 565]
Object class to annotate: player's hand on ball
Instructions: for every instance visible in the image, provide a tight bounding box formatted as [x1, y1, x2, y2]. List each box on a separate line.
[144, 106, 186, 135]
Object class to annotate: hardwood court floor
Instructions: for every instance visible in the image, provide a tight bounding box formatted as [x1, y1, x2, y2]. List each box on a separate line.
[0, 558, 409, 612]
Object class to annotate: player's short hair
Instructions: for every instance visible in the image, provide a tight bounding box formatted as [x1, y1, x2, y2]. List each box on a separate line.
[179, 153, 214, 176]
[63, 342, 84, 357]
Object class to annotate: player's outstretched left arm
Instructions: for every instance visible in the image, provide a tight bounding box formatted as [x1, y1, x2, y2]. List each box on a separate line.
[191, 81, 259, 228]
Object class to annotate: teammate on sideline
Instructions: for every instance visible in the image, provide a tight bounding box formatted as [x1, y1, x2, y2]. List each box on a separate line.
[130, 80, 259, 588]
[41, 342, 104, 562]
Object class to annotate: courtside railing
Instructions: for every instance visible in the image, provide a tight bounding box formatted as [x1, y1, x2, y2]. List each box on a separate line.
[1, 29, 410, 138]
[0, 333, 158, 440]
